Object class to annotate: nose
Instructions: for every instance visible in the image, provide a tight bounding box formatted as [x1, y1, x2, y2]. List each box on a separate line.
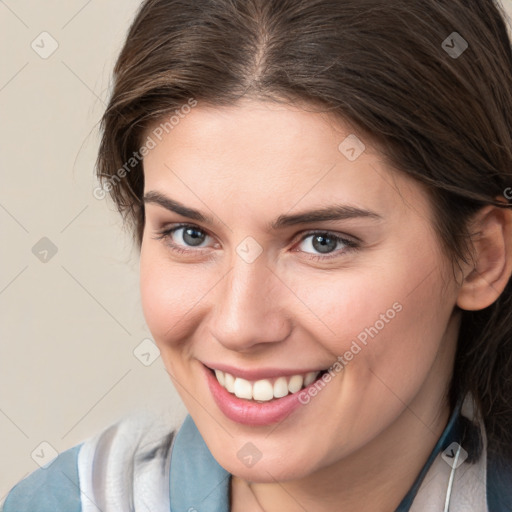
[209, 254, 292, 352]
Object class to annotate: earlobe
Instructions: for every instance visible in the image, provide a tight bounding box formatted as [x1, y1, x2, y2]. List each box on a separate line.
[456, 204, 512, 311]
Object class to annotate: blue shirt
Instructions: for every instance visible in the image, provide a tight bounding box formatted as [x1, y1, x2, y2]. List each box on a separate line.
[3, 396, 512, 511]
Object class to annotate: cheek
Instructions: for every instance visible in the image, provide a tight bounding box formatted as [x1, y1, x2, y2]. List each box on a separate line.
[285, 267, 407, 352]
[293, 251, 454, 383]
[139, 245, 212, 346]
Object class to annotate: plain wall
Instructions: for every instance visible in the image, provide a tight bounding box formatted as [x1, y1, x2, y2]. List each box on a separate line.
[1, 0, 512, 498]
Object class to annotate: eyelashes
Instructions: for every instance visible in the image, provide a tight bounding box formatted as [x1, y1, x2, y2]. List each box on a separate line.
[297, 231, 359, 260]
[153, 223, 360, 261]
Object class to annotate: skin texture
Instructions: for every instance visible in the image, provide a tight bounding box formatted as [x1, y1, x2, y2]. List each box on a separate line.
[139, 98, 512, 511]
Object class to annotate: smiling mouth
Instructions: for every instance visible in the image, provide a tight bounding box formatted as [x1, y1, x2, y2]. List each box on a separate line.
[207, 366, 328, 402]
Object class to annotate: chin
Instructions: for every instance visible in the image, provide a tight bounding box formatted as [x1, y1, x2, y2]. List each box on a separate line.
[212, 443, 323, 483]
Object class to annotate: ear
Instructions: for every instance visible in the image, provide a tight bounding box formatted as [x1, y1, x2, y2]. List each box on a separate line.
[457, 203, 512, 311]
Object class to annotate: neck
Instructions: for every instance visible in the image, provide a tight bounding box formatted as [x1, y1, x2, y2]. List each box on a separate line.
[232, 396, 451, 512]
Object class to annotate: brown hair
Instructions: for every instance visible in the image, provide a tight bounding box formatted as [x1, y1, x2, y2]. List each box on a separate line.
[96, 0, 512, 460]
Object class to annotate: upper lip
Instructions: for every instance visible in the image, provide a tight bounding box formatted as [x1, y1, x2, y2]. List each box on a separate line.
[202, 362, 326, 381]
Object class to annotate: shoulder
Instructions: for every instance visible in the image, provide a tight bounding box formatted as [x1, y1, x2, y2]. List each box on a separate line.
[1, 444, 82, 512]
[1, 412, 184, 512]
[78, 411, 177, 512]
[487, 450, 512, 511]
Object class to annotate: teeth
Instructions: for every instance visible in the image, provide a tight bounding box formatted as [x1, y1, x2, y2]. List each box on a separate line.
[213, 369, 321, 401]
[253, 379, 274, 401]
[304, 371, 318, 387]
[233, 378, 253, 400]
[288, 375, 304, 393]
[273, 377, 288, 398]
[214, 370, 225, 387]
[224, 372, 235, 393]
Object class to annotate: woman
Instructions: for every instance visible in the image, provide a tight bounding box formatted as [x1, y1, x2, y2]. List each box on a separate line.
[3, 0, 512, 510]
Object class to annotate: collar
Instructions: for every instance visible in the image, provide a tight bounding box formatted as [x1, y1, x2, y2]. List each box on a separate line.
[169, 415, 231, 512]
[168, 395, 479, 512]
[395, 394, 466, 511]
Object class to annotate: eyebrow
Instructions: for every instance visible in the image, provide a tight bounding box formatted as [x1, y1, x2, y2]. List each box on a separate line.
[144, 191, 213, 224]
[143, 190, 382, 230]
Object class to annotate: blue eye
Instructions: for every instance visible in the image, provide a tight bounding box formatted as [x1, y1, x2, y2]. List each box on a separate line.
[154, 224, 212, 251]
[297, 232, 359, 260]
[174, 226, 209, 247]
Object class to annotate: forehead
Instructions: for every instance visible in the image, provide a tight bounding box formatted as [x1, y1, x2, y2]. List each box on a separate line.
[142, 99, 429, 222]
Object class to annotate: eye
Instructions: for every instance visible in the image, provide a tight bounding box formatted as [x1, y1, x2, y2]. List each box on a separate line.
[153, 223, 214, 253]
[296, 231, 359, 260]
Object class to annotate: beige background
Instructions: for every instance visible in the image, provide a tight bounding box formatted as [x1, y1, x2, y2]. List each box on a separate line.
[1, 0, 512, 499]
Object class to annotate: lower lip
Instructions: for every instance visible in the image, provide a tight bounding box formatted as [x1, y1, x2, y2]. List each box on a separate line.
[203, 364, 322, 426]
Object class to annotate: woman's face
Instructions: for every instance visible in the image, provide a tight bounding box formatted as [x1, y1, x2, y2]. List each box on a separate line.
[140, 99, 461, 482]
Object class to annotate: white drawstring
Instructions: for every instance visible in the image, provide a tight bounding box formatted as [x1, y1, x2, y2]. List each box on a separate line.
[443, 443, 462, 512]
